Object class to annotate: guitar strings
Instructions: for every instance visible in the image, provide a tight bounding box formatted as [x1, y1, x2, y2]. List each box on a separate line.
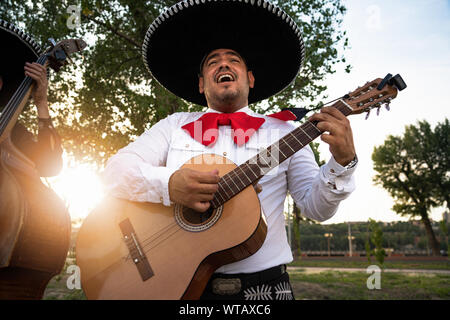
[123, 222, 177, 259]
[214, 119, 323, 204]
[123, 220, 180, 260]
[217, 120, 321, 188]
[139, 221, 179, 246]
[212, 126, 313, 205]
[123, 222, 182, 261]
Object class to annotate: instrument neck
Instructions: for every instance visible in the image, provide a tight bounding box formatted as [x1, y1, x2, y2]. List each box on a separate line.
[0, 55, 48, 141]
[211, 99, 353, 208]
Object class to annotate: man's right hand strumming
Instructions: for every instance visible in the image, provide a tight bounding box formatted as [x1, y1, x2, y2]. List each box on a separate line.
[168, 168, 220, 212]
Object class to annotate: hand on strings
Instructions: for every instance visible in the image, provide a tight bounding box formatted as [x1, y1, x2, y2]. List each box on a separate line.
[24, 62, 49, 117]
[168, 168, 220, 212]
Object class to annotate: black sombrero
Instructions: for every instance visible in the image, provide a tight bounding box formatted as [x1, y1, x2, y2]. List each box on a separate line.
[142, 0, 305, 107]
[0, 19, 43, 108]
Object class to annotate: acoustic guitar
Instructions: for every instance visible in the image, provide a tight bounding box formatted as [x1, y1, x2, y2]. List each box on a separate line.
[0, 38, 86, 299]
[77, 74, 406, 299]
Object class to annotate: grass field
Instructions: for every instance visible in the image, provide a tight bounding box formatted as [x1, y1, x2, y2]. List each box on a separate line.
[289, 256, 450, 270]
[42, 257, 450, 300]
[289, 269, 450, 300]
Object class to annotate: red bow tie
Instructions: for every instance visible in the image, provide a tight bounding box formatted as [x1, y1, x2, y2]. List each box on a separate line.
[182, 110, 297, 147]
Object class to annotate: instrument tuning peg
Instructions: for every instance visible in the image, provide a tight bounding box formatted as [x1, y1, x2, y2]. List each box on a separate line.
[377, 106, 381, 116]
[385, 103, 391, 111]
[365, 109, 371, 120]
[48, 38, 57, 48]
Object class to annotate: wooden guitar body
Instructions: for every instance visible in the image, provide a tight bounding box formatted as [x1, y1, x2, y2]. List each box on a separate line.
[0, 139, 71, 299]
[76, 154, 267, 299]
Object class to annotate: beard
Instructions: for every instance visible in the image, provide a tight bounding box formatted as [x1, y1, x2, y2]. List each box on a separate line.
[205, 79, 250, 110]
[212, 86, 241, 105]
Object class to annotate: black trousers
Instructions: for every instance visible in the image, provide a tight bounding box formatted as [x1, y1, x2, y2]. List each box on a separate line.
[200, 265, 295, 300]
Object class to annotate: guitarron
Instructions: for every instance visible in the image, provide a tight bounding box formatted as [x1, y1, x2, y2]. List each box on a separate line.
[0, 38, 86, 299]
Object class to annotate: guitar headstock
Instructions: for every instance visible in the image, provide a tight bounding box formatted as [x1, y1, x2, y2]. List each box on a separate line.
[44, 38, 87, 72]
[344, 74, 406, 119]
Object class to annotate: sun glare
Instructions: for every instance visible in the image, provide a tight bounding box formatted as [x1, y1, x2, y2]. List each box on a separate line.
[46, 155, 105, 223]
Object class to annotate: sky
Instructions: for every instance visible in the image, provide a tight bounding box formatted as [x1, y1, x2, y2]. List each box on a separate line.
[316, 0, 450, 224]
[48, 0, 450, 225]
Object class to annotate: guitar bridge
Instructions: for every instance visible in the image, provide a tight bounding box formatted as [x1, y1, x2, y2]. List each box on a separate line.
[119, 218, 154, 281]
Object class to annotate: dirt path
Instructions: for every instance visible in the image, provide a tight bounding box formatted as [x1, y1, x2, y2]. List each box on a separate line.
[288, 266, 450, 275]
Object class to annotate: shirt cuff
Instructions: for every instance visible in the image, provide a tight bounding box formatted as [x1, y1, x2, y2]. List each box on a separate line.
[321, 156, 357, 192]
[138, 164, 177, 206]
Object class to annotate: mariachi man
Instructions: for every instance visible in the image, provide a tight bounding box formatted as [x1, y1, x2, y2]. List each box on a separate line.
[0, 19, 62, 177]
[103, 0, 358, 300]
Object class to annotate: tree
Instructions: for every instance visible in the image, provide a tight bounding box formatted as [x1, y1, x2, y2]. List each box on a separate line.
[1, 0, 350, 166]
[365, 219, 386, 267]
[372, 119, 450, 256]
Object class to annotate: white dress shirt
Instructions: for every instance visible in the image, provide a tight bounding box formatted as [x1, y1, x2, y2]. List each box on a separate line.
[103, 106, 357, 274]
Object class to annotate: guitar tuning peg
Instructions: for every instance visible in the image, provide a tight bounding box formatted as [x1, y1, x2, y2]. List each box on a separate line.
[377, 106, 381, 116]
[385, 103, 391, 111]
[365, 109, 371, 120]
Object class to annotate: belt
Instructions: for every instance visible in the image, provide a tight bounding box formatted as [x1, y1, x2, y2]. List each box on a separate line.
[208, 265, 287, 296]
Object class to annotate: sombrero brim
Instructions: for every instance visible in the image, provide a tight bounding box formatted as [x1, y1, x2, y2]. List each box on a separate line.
[143, 0, 305, 107]
[0, 20, 43, 108]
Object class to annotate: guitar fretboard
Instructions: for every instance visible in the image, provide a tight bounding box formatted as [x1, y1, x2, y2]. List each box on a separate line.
[210, 99, 353, 209]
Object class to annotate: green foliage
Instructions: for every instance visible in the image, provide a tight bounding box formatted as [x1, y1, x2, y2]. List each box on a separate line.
[372, 119, 449, 216]
[372, 119, 449, 255]
[298, 220, 449, 254]
[366, 219, 386, 267]
[0, 0, 350, 166]
[292, 203, 302, 258]
[310, 141, 326, 166]
[365, 238, 372, 264]
[440, 213, 449, 257]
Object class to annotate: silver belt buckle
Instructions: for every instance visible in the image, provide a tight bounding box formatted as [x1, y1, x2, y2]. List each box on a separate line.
[212, 278, 242, 295]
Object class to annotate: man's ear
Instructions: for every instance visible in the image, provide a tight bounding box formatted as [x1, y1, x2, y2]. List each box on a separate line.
[248, 71, 255, 89]
[198, 76, 204, 94]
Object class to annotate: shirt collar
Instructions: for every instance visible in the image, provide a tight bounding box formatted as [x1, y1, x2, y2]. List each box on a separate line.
[206, 106, 252, 114]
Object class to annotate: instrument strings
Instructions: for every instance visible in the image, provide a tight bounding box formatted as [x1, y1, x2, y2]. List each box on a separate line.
[215, 120, 322, 203]
[0, 55, 48, 134]
[123, 221, 181, 261]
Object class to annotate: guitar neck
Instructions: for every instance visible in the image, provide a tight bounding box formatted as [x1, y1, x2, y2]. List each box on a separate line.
[0, 55, 47, 143]
[211, 99, 353, 208]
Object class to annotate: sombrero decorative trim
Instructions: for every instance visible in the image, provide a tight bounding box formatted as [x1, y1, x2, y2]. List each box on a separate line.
[0, 19, 43, 56]
[0, 19, 44, 107]
[142, 0, 305, 107]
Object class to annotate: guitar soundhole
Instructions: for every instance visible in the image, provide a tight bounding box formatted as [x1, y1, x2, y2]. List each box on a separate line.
[174, 203, 223, 232]
[182, 206, 214, 224]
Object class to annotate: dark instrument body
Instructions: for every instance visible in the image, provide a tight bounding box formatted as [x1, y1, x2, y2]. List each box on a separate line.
[0, 136, 71, 299]
[0, 38, 86, 299]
